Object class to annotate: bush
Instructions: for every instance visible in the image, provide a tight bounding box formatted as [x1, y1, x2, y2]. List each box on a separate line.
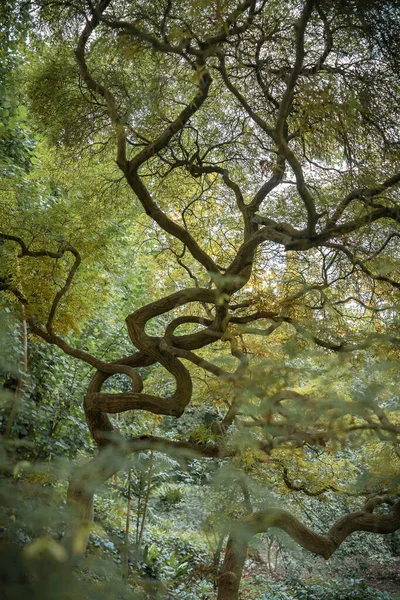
[242, 578, 391, 600]
[293, 578, 390, 600]
[158, 485, 184, 505]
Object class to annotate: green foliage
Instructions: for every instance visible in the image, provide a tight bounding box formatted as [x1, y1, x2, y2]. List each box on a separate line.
[240, 577, 391, 600]
[158, 484, 184, 505]
[1, 1, 400, 599]
[26, 46, 109, 149]
[0, 0, 34, 175]
[294, 578, 390, 600]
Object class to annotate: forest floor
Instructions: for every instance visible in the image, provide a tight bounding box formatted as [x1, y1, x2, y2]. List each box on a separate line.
[365, 557, 400, 597]
[238, 554, 400, 599]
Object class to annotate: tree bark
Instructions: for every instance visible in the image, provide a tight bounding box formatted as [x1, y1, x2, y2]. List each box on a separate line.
[218, 534, 249, 600]
[63, 445, 129, 558]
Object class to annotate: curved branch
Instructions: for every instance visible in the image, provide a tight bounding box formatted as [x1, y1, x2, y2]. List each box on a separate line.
[187, 163, 255, 237]
[323, 242, 400, 290]
[0, 240, 144, 385]
[0, 234, 74, 259]
[75, 0, 126, 166]
[198, 0, 258, 56]
[126, 171, 219, 273]
[164, 314, 213, 343]
[246, 497, 400, 559]
[128, 64, 212, 171]
[274, 0, 315, 136]
[116, 59, 221, 274]
[173, 347, 237, 380]
[46, 246, 81, 334]
[84, 288, 230, 444]
[248, 153, 285, 212]
[326, 170, 400, 227]
[217, 497, 400, 599]
[217, 52, 273, 136]
[0, 236, 127, 372]
[310, 3, 333, 73]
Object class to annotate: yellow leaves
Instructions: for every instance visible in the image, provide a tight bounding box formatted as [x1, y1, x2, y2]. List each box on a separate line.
[358, 443, 400, 492]
[0, 130, 151, 335]
[270, 447, 359, 496]
[234, 447, 266, 473]
[189, 424, 213, 443]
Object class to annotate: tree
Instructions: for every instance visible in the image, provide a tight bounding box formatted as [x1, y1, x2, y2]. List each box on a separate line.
[1, 1, 400, 598]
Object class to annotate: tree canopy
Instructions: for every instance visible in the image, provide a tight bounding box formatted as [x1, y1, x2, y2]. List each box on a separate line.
[1, 1, 400, 598]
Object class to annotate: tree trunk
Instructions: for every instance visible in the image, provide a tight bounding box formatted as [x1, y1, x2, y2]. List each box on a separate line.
[123, 468, 132, 580]
[63, 445, 128, 559]
[217, 534, 248, 600]
[64, 478, 94, 559]
[137, 449, 154, 549]
[212, 533, 226, 589]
